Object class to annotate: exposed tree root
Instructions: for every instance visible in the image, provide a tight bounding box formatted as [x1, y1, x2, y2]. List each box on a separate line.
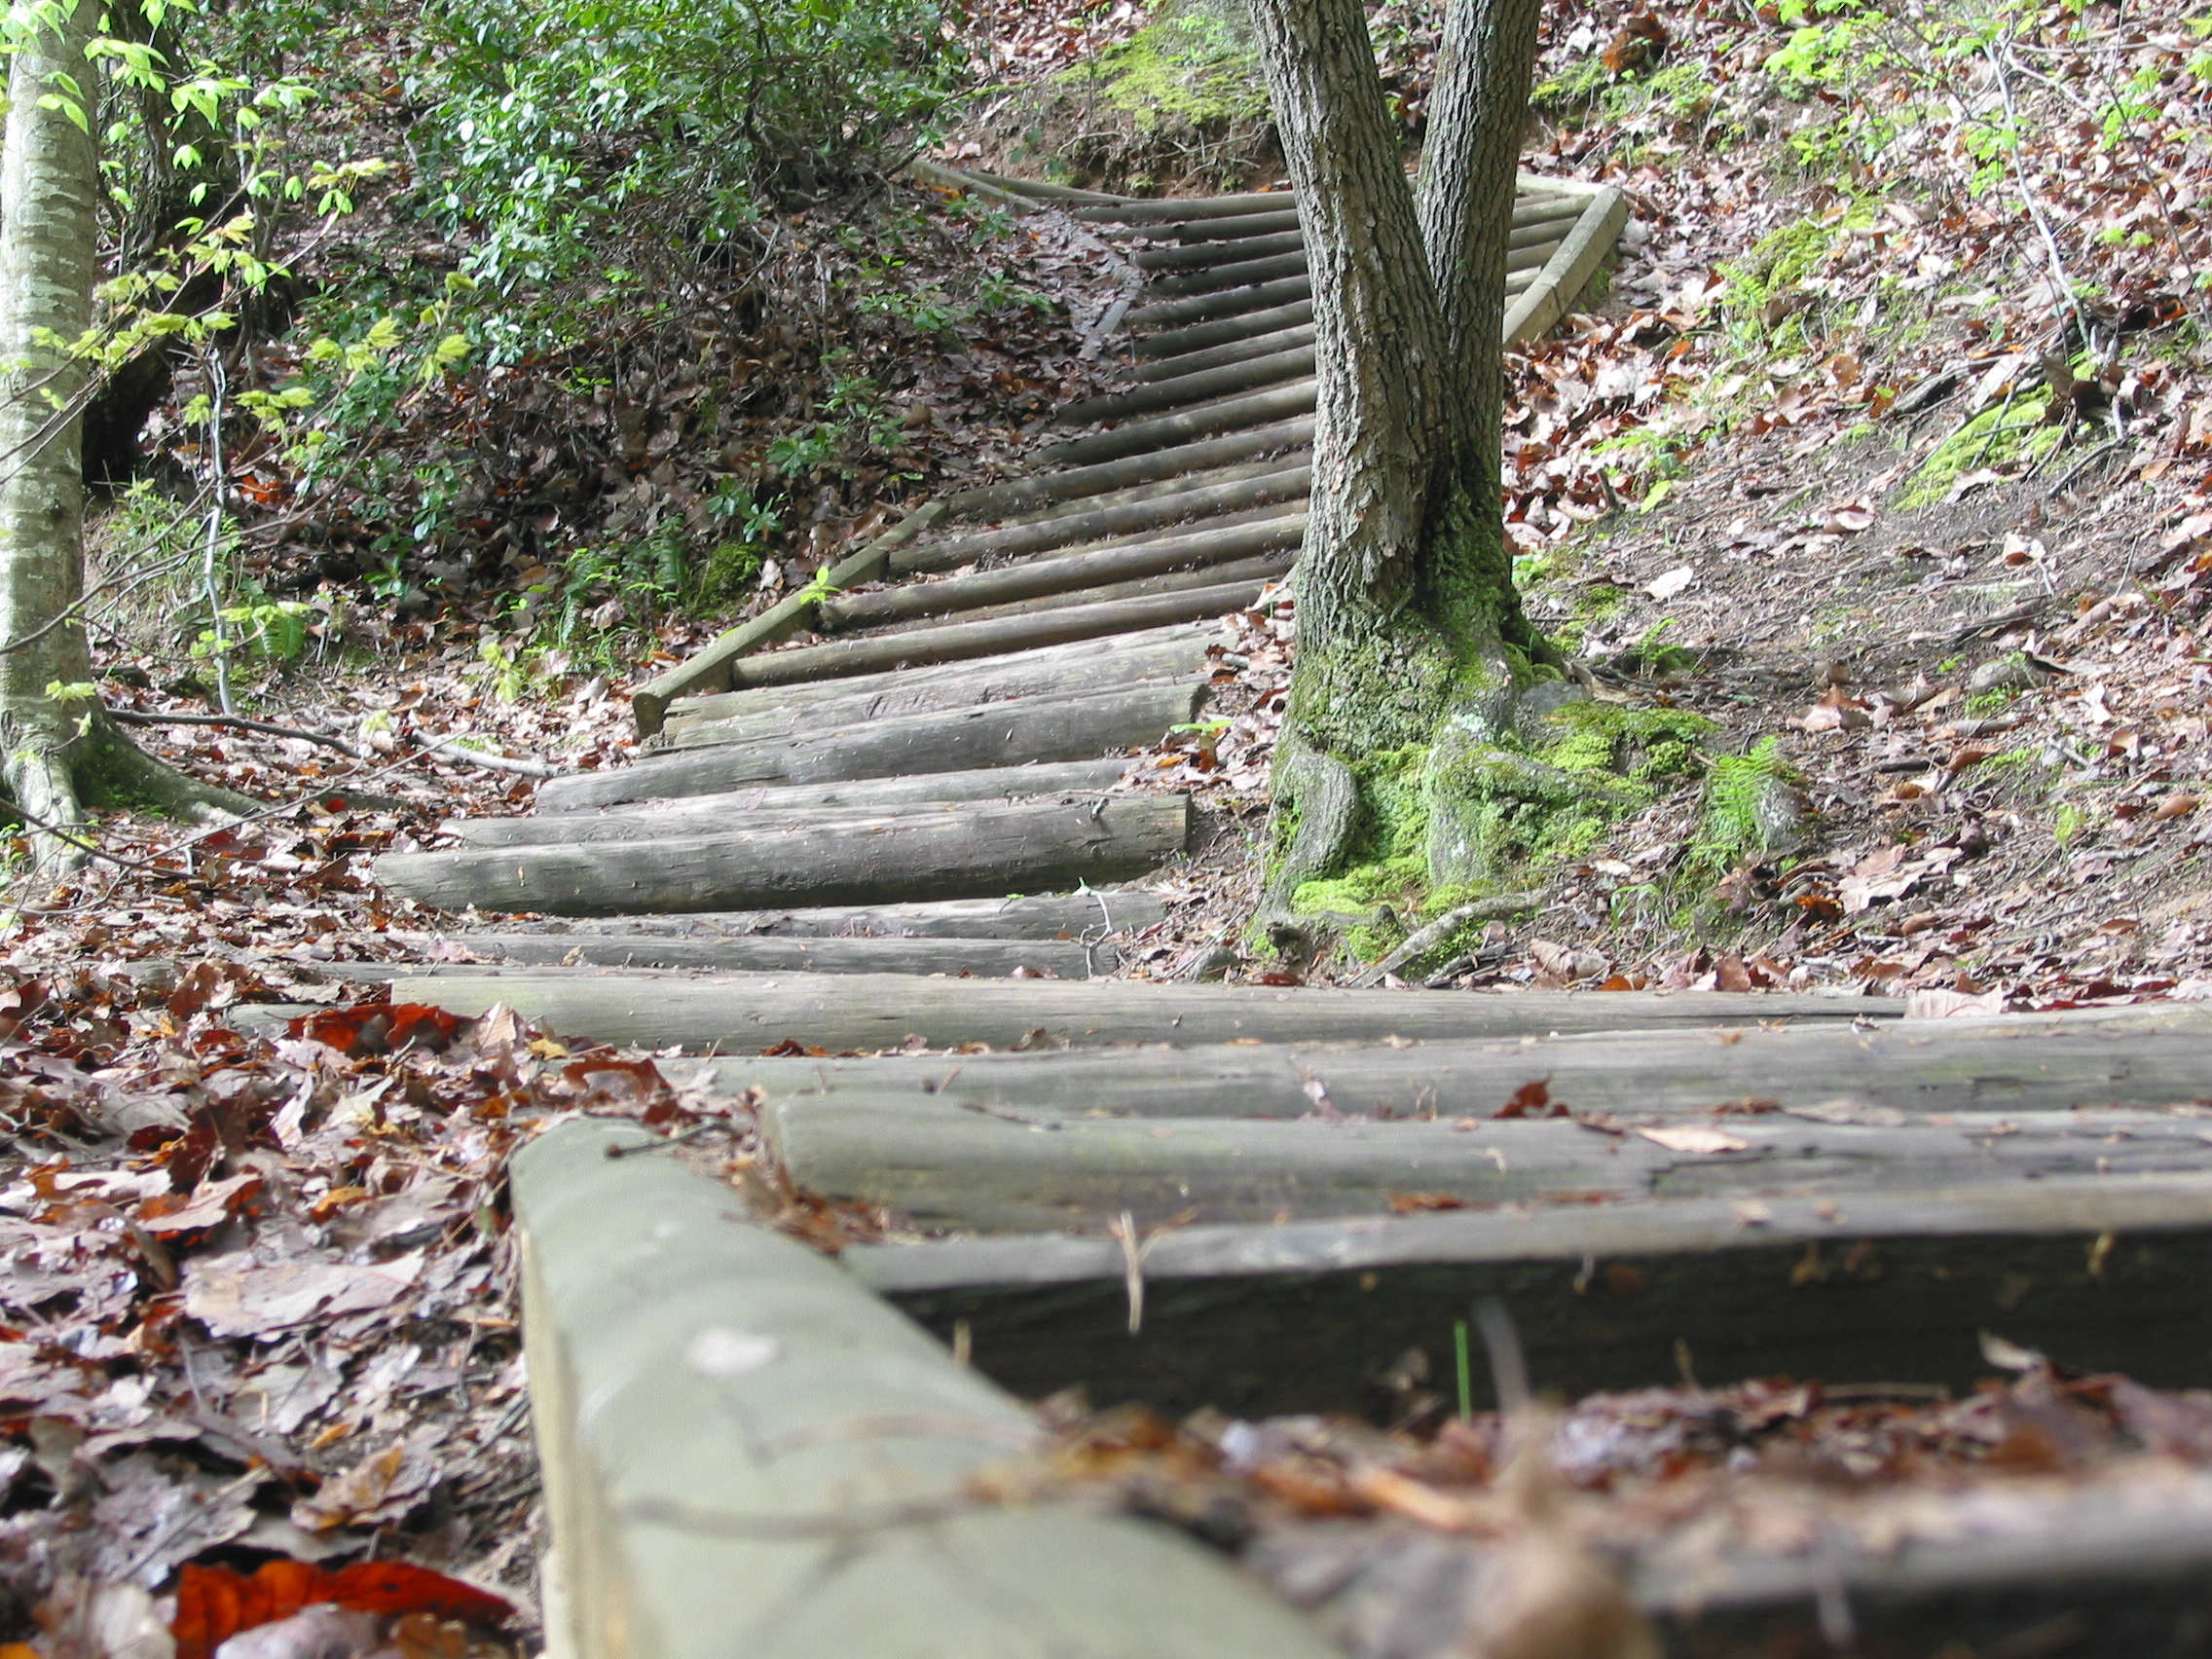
[1254, 727, 1357, 958]
[4, 716, 255, 874]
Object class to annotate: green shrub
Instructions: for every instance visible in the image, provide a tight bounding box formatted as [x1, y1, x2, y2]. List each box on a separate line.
[420, 0, 964, 290]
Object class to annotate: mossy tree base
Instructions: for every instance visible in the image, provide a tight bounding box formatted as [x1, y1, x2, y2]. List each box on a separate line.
[4, 713, 255, 873]
[1261, 673, 1720, 970]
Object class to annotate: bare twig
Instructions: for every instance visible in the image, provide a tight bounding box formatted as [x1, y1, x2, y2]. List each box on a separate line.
[414, 734, 567, 779]
[106, 705, 368, 757]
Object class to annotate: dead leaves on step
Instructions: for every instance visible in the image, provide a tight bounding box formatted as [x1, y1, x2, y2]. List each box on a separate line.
[1025, 1355, 2212, 1658]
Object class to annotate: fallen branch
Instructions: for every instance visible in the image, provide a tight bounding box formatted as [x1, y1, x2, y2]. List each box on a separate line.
[107, 705, 368, 758]
[413, 734, 568, 779]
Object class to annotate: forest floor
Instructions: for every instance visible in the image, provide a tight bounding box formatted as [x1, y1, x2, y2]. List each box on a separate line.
[6, 0, 2212, 1655]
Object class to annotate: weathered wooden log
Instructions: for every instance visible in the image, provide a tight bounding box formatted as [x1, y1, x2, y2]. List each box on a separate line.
[1506, 187, 1628, 346]
[529, 756, 1132, 825]
[765, 1093, 2212, 1233]
[486, 890, 1167, 939]
[390, 972, 1890, 1054]
[940, 429, 1310, 525]
[853, 1171, 2212, 1417]
[940, 452, 1293, 530]
[376, 793, 1192, 916]
[1076, 192, 1297, 225]
[878, 553, 1290, 631]
[694, 1005, 2212, 1123]
[456, 797, 1130, 849]
[1134, 228, 1305, 272]
[511, 1121, 1335, 1659]
[1125, 274, 1312, 332]
[822, 515, 1304, 631]
[661, 628, 1221, 747]
[662, 623, 1218, 734]
[627, 500, 946, 736]
[1130, 322, 1316, 382]
[1057, 346, 1316, 426]
[1144, 248, 1311, 298]
[534, 681, 1205, 810]
[906, 464, 1309, 571]
[707, 579, 1276, 690]
[1137, 299, 1316, 359]
[1161, 207, 1303, 241]
[953, 167, 1134, 205]
[437, 931, 1115, 977]
[1039, 380, 1318, 469]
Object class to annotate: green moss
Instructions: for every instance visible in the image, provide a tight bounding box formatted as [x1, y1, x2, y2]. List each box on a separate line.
[1901, 387, 2063, 507]
[1530, 54, 1609, 113]
[1291, 702, 1718, 962]
[1687, 736, 1798, 877]
[1290, 743, 1432, 941]
[1057, 5, 1267, 133]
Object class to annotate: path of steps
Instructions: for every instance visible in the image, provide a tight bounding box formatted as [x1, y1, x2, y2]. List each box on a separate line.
[358, 170, 2212, 1658]
[373, 166, 1627, 972]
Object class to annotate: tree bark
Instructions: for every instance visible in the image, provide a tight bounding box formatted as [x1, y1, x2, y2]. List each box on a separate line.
[0, 1, 250, 866]
[1241, 0, 1554, 928]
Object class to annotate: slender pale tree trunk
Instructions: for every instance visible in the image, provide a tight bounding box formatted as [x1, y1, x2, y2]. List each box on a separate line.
[0, 0, 105, 859]
[0, 0, 249, 870]
[1242, 0, 1555, 937]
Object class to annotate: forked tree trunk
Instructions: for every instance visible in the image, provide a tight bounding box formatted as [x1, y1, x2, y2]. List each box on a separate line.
[0, 0, 249, 868]
[1242, 0, 1554, 930]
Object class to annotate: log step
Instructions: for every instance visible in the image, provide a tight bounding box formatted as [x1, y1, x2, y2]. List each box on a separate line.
[660, 629, 1223, 748]
[869, 551, 1290, 632]
[434, 931, 1116, 977]
[465, 891, 1167, 939]
[376, 793, 1193, 917]
[767, 1094, 2212, 1233]
[656, 625, 1221, 741]
[521, 756, 1135, 828]
[693, 1002, 2212, 1123]
[822, 515, 1304, 632]
[851, 1171, 2212, 1417]
[535, 680, 1206, 811]
[905, 459, 1310, 572]
[377, 971, 1887, 1053]
[702, 578, 1277, 692]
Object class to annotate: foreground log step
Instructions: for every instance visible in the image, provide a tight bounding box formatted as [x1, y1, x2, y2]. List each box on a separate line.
[513, 1120, 1337, 1659]
[656, 625, 1221, 743]
[767, 1094, 2212, 1232]
[376, 794, 1192, 917]
[849, 1170, 2212, 1416]
[437, 931, 1115, 977]
[694, 578, 1276, 692]
[822, 515, 1304, 632]
[536, 681, 1205, 811]
[471, 891, 1168, 940]
[385, 971, 1886, 1053]
[520, 757, 1133, 828]
[696, 1003, 2212, 1122]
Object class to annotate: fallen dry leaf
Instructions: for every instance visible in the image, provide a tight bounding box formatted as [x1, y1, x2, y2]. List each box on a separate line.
[1634, 1125, 1749, 1155]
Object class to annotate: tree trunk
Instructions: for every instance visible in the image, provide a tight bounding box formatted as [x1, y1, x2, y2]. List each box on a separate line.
[0, 1, 251, 867]
[1241, 0, 1560, 935]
